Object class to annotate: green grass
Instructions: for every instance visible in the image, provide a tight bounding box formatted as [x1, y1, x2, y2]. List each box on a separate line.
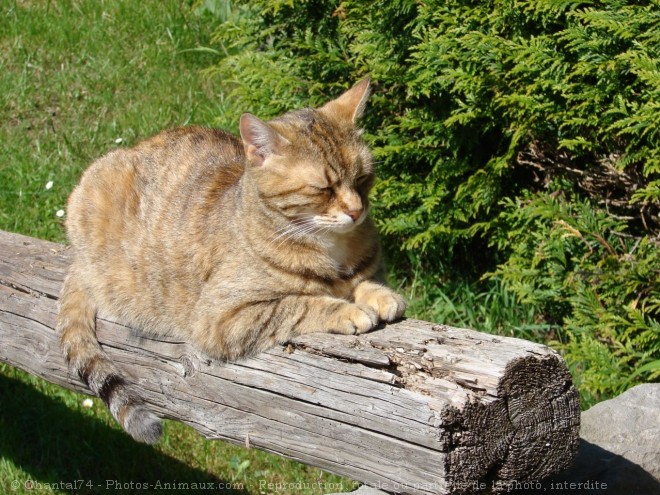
[0, 0, 224, 240]
[0, 1, 352, 493]
[405, 277, 562, 344]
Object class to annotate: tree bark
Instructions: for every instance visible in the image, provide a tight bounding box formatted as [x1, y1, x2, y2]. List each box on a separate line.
[0, 230, 580, 494]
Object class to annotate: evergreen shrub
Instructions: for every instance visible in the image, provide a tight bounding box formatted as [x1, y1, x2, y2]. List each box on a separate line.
[205, 0, 659, 404]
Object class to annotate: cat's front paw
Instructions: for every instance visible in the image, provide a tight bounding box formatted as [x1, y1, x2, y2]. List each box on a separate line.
[329, 303, 379, 335]
[355, 284, 407, 323]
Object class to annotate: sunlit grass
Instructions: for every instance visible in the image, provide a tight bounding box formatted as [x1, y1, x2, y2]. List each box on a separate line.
[0, 0, 223, 240]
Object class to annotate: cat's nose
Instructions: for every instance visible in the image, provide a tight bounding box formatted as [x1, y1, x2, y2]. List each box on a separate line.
[346, 209, 363, 222]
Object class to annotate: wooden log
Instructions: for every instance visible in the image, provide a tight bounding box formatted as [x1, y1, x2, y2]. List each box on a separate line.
[0, 229, 580, 494]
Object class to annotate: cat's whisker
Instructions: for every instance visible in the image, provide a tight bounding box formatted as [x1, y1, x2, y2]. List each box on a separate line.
[268, 227, 305, 248]
[274, 221, 325, 249]
[283, 223, 319, 241]
[266, 219, 315, 244]
[268, 221, 317, 249]
[268, 223, 301, 240]
[274, 233, 303, 249]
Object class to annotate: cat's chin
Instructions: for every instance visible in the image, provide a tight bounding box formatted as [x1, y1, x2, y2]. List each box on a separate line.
[328, 224, 357, 234]
[312, 214, 365, 235]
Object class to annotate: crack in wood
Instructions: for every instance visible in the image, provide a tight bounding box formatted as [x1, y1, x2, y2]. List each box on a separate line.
[0, 277, 59, 301]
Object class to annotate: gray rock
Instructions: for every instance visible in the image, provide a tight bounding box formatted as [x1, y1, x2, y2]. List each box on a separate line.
[580, 383, 660, 480]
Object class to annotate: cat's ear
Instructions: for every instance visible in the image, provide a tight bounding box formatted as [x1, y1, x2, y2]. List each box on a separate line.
[320, 77, 371, 124]
[239, 113, 289, 166]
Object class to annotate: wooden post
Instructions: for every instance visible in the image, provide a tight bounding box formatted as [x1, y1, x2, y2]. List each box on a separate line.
[0, 230, 579, 494]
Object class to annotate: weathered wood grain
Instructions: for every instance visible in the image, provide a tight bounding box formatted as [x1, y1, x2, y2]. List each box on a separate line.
[0, 230, 580, 494]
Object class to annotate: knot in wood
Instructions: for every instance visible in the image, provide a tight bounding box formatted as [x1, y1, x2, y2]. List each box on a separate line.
[35, 338, 49, 357]
[179, 353, 200, 378]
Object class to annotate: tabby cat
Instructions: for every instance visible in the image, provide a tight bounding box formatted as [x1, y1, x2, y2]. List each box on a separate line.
[57, 78, 406, 444]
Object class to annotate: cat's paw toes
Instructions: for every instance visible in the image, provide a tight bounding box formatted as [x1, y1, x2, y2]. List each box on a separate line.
[364, 290, 407, 322]
[333, 303, 378, 335]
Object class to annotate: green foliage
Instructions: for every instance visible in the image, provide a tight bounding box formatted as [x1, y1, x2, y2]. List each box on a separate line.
[491, 191, 660, 405]
[207, 0, 660, 404]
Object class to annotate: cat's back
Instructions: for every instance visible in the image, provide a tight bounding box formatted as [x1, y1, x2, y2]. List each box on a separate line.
[67, 126, 244, 245]
[73, 125, 244, 200]
[67, 126, 241, 282]
[133, 126, 244, 173]
[64, 125, 246, 330]
[110, 126, 244, 207]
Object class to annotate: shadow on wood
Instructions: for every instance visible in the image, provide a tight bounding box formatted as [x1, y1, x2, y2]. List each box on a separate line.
[0, 230, 580, 494]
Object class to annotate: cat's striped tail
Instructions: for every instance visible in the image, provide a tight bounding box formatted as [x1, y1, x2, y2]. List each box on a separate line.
[56, 267, 162, 444]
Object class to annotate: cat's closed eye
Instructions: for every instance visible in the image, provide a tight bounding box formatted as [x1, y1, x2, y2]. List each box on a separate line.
[355, 174, 374, 188]
[312, 184, 333, 193]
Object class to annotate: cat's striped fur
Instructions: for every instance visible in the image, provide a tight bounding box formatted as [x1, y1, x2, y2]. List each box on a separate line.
[57, 79, 406, 443]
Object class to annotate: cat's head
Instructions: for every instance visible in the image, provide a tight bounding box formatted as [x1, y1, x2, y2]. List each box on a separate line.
[239, 78, 374, 235]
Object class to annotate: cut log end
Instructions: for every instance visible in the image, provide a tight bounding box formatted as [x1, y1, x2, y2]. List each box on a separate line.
[294, 322, 581, 492]
[443, 354, 580, 492]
